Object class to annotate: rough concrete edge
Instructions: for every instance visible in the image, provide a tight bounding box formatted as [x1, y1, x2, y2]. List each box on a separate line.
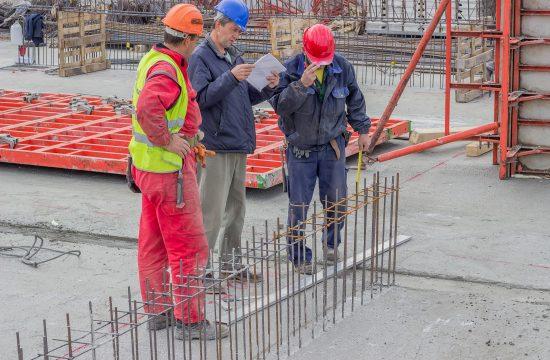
[394, 269, 550, 293]
[0, 220, 137, 249]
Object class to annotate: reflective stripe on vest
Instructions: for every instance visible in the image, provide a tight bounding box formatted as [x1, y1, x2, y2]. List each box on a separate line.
[129, 49, 189, 173]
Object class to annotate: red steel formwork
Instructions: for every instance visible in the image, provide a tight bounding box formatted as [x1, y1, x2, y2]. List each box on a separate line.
[368, 0, 550, 179]
[0, 90, 411, 188]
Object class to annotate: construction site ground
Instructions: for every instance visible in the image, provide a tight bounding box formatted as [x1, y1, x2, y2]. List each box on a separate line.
[1, 40, 549, 359]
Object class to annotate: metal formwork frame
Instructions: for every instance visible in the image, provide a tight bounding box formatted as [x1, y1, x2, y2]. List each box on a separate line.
[0, 91, 411, 188]
[369, 0, 550, 179]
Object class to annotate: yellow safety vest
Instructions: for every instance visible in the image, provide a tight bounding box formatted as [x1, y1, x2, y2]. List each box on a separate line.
[129, 49, 188, 173]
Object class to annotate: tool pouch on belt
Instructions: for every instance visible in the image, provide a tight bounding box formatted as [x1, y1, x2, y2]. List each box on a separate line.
[281, 140, 289, 193]
[343, 129, 352, 147]
[329, 139, 341, 160]
[126, 156, 141, 193]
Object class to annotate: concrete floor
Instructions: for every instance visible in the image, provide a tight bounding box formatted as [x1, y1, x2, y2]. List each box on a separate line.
[1, 39, 549, 359]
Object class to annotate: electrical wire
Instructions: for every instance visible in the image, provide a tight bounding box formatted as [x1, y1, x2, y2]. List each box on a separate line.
[0, 235, 81, 267]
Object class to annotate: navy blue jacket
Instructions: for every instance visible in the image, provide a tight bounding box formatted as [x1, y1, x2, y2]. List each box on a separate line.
[24, 14, 44, 46]
[189, 36, 275, 153]
[269, 53, 370, 150]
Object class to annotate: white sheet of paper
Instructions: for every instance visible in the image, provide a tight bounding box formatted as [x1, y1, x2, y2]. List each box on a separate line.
[247, 53, 286, 91]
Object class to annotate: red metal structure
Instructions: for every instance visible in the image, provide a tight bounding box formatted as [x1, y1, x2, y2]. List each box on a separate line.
[368, 0, 550, 179]
[0, 90, 411, 188]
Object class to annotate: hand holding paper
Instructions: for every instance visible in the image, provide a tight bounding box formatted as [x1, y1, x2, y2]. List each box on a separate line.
[265, 71, 280, 88]
[247, 53, 286, 91]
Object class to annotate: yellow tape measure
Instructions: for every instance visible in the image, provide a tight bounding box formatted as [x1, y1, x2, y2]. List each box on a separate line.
[355, 150, 363, 184]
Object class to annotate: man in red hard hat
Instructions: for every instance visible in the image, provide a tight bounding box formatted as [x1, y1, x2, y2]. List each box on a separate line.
[129, 4, 228, 340]
[270, 24, 371, 274]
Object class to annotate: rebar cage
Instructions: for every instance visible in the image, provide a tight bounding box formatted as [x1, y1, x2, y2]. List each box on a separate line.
[15, 172, 411, 360]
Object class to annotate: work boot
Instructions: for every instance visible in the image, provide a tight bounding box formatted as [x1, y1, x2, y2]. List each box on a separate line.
[293, 261, 315, 275]
[175, 320, 229, 340]
[323, 247, 341, 265]
[147, 311, 173, 331]
[204, 272, 227, 294]
[221, 267, 262, 283]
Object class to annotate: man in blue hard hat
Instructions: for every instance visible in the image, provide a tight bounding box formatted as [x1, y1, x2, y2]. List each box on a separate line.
[189, 0, 279, 287]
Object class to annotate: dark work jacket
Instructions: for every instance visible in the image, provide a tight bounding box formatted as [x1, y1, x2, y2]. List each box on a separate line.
[24, 14, 44, 45]
[269, 53, 370, 150]
[188, 36, 275, 153]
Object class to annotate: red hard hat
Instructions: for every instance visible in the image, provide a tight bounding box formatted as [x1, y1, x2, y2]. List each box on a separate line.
[303, 24, 335, 65]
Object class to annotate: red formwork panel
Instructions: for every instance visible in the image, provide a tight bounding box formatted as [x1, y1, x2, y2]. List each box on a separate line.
[0, 91, 411, 189]
[0, 90, 132, 174]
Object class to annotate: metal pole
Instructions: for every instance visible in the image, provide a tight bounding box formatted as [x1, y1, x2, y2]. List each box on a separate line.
[367, 0, 451, 152]
[499, 0, 512, 179]
[376, 122, 500, 162]
[444, 0, 452, 135]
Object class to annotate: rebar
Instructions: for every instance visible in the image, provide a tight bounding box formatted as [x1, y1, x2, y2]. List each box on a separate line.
[18, 173, 408, 360]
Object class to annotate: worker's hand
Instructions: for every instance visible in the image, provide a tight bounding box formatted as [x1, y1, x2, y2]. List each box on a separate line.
[300, 63, 320, 88]
[164, 133, 191, 158]
[358, 133, 371, 153]
[266, 71, 280, 88]
[231, 64, 255, 81]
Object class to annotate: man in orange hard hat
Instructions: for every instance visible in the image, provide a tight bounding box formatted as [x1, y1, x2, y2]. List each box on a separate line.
[270, 24, 371, 274]
[128, 4, 228, 340]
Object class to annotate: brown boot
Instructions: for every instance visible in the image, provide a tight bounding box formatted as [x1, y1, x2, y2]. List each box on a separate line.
[221, 267, 262, 283]
[323, 247, 341, 265]
[293, 261, 315, 275]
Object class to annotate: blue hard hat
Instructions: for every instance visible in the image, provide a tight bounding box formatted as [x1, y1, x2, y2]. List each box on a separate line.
[214, 0, 249, 31]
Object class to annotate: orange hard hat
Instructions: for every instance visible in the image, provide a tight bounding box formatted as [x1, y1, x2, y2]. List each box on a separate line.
[162, 4, 203, 36]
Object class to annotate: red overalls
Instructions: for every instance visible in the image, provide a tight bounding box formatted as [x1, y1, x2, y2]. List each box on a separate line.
[132, 44, 208, 324]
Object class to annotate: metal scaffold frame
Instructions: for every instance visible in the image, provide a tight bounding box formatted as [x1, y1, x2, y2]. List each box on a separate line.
[367, 0, 550, 179]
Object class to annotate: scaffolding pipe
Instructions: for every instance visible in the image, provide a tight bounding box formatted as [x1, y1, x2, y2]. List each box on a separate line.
[376, 122, 500, 162]
[367, 0, 451, 153]
[444, 0, 452, 136]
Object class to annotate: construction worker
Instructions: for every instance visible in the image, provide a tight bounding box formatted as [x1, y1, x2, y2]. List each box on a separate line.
[270, 24, 371, 274]
[189, 0, 279, 285]
[128, 4, 228, 340]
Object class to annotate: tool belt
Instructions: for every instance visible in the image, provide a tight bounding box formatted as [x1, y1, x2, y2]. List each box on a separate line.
[290, 130, 352, 161]
[126, 132, 211, 197]
[126, 155, 141, 193]
[330, 130, 353, 160]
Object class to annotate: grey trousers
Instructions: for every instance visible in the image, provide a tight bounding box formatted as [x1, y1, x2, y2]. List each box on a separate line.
[199, 152, 247, 269]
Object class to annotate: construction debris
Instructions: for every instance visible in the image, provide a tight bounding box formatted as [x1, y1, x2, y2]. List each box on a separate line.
[466, 141, 493, 157]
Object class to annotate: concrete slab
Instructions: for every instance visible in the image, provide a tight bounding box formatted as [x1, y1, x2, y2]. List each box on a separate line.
[0, 233, 140, 359]
[518, 125, 550, 147]
[523, 0, 550, 10]
[519, 99, 550, 120]
[520, 44, 550, 67]
[522, 16, 550, 38]
[520, 153, 550, 172]
[286, 276, 550, 360]
[521, 72, 550, 93]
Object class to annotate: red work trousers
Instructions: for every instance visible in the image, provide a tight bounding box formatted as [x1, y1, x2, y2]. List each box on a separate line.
[132, 153, 208, 324]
